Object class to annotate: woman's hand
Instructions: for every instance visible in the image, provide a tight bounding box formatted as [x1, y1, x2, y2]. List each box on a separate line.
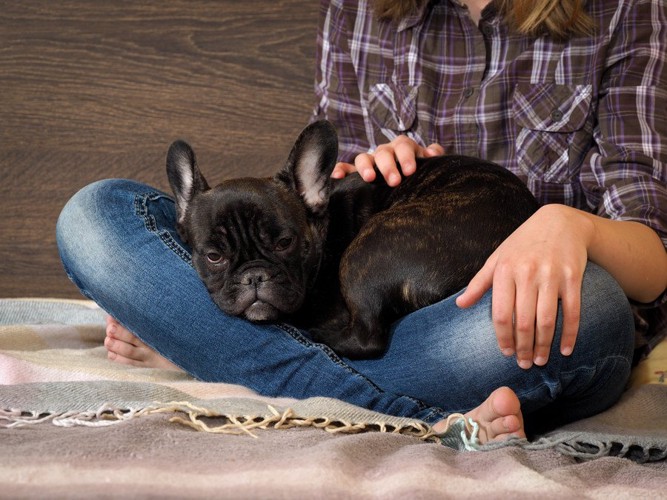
[456, 204, 595, 369]
[331, 135, 444, 186]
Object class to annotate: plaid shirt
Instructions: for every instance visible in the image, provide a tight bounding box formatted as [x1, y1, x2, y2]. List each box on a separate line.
[313, 0, 667, 354]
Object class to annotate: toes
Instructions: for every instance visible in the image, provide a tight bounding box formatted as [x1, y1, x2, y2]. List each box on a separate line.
[103, 325, 183, 372]
[103, 316, 183, 373]
[107, 349, 142, 368]
[104, 334, 147, 363]
[462, 386, 526, 444]
[106, 319, 141, 347]
[487, 414, 523, 441]
[484, 387, 525, 441]
[105, 315, 122, 334]
[488, 387, 521, 420]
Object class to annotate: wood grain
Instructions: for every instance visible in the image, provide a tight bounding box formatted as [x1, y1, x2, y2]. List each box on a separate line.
[0, 0, 319, 298]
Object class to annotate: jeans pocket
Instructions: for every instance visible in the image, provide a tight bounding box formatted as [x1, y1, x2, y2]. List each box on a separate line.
[513, 83, 593, 183]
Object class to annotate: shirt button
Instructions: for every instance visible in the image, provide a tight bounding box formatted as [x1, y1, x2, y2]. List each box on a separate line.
[551, 109, 564, 121]
[463, 87, 475, 98]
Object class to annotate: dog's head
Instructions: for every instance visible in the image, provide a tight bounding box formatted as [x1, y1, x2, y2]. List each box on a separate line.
[166, 120, 339, 322]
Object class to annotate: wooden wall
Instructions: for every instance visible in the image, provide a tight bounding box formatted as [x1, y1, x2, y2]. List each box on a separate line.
[0, 0, 319, 298]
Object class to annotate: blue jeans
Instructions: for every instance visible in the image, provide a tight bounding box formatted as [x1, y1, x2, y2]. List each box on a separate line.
[56, 179, 635, 430]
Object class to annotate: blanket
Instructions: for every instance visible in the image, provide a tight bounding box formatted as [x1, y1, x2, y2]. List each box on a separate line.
[1, 298, 666, 498]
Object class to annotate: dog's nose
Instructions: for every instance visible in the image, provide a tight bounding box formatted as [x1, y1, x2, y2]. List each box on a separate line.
[240, 268, 271, 286]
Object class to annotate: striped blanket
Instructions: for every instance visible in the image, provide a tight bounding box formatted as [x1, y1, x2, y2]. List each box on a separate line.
[1, 298, 666, 498]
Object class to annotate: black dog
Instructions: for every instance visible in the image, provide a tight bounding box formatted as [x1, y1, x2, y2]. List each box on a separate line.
[167, 120, 539, 359]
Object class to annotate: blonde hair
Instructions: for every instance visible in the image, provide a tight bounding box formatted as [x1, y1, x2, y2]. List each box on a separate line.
[373, 0, 593, 39]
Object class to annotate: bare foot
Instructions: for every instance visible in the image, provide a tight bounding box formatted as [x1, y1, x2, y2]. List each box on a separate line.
[104, 316, 182, 371]
[432, 386, 525, 445]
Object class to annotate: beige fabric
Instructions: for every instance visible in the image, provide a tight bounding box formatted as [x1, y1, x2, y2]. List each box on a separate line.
[1, 298, 666, 497]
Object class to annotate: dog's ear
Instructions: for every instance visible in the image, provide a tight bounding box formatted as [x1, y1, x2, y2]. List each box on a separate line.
[166, 140, 210, 229]
[276, 120, 339, 216]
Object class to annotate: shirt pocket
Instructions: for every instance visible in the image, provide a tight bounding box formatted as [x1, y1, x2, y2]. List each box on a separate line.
[367, 82, 419, 137]
[513, 83, 593, 183]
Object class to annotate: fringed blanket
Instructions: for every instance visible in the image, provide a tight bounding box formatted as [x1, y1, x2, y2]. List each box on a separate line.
[1, 298, 666, 498]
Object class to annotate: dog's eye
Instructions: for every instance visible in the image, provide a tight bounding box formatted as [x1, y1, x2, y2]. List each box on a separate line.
[206, 252, 223, 264]
[274, 237, 294, 252]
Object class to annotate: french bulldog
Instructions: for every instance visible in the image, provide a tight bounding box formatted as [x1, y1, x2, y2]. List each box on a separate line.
[167, 120, 539, 359]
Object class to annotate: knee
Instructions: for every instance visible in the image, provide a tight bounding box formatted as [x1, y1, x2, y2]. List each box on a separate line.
[59, 178, 136, 227]
[58, 181, 112, 254]
[578, 262, 635, 354]
[56, 179, 148, 288]
[581, 263, 633, 327]
[57, 178, 150, 242]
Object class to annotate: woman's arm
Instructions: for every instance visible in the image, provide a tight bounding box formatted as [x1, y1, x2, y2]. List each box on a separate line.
[456, 204, 667, 369]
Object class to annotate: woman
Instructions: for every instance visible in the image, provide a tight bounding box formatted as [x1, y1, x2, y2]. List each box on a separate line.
[56, 0, 667, 442]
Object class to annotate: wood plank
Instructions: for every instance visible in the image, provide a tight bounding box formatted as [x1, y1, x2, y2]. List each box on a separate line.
[0, 0, 320, 298]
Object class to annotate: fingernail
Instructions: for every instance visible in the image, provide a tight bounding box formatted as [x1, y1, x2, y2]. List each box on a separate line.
[108, 324, 116, 335]
[389, 173, 401, 185]
[518, 359, 533, 370]
[534, 356, 547, 366]
[501, 348, 514, 356]
[561, 346, 573, 356]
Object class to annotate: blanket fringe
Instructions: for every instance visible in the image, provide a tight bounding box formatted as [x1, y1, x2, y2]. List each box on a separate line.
[148, 401, 445, 442]
[0, 402, 448, 443]
[6, 404, 664, 460]
[0, 405, 145, 428]
[553, 439, 667, 463]
[481, 432, 667, 463]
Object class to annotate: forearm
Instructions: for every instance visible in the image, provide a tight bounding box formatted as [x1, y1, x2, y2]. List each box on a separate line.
[570, 206, 667, 303]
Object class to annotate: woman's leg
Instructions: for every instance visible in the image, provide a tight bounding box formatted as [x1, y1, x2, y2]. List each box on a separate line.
[56, 179, 452, 423]
[56, 179, 634, 432]
[350, 263, 635, 433]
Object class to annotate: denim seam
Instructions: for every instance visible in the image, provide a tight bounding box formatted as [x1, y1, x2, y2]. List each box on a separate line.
[559, 354, 633, 396]
[135, 192, 192, 266]
[158, 230, 192, 265]
[506, 353, 633, 417]
[560, 354, 632, 379]
[274, 322, 441, 417]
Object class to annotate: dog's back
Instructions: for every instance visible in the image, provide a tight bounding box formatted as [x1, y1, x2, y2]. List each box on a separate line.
[311, 155, 539, 359]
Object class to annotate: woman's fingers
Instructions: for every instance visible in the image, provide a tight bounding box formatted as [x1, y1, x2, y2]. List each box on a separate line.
[512, 276, 538, 370]
[456, 255, 495, 309]
[372, 146, 402, 186]
[331, 161, 358, 179]
[533, 282, 559, 366]
[490, 262, 518, 359]
[559, 271, 582, 356]
[332, 137, 445, 184]
[424, 143, 445, 157]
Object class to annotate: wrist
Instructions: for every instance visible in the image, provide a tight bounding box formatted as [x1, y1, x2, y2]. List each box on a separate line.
[536, 204, 597, 251]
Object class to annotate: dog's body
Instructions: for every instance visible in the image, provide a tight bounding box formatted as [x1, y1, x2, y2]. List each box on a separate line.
[167, 121, 539, 359]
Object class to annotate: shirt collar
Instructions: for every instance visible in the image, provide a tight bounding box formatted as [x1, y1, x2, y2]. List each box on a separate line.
[396, 0, 437, 32]
[396, 0, 500, 32]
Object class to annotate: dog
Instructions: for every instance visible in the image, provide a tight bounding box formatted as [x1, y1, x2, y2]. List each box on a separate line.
[167, 120, 539, 359]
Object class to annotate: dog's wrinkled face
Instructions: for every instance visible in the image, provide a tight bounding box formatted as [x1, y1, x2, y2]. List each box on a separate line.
[183, 179, 316, 321]
[166, 121, 338, 322]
